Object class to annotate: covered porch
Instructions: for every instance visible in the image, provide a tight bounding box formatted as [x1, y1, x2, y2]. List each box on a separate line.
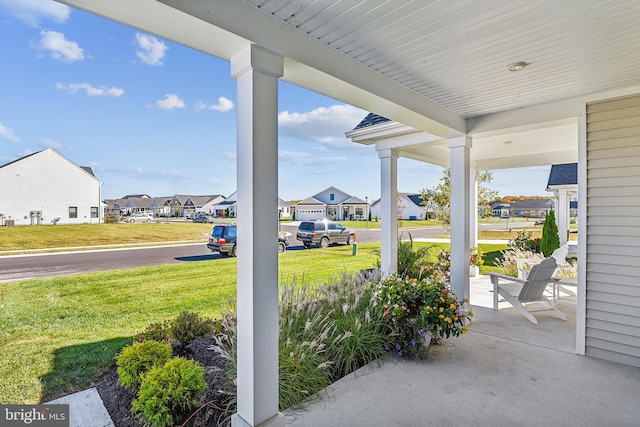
[285, 276, 640, 426]
[57, 1, 640, 426]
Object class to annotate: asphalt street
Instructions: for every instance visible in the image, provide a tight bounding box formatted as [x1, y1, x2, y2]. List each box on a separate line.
[0, 222, 514, 282]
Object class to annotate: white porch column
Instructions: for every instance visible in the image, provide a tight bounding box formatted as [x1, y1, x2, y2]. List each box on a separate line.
[379, 148, 399, 275]
[231, 45, 284, 427]
[469, 168, 478, 277]
[448, 137, 471, 301]
[555, 189, 570, 245]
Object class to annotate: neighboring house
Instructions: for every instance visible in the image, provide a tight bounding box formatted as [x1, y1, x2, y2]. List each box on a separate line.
[150, 197, 173, 217]
[213, 191, 237, 217]
[0, 148, 103, 225]
[491, 203, 511, 217]
[123, 197, 153, 215]
[546, 162, 578, 246]
[295, 186, 368, 221]
[509, 199, 553, 218]
[370, 193, 430, 220]
[183, 195, 225, 216]
[278, 198, 295, 219]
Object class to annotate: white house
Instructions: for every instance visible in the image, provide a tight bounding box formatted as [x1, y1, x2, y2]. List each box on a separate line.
[0, 148, 103, 225]
[295, 186, 368, 221]
[546, 163, 578, 247]
[54, 2, 640, 424]
[370, 192, 429, 220]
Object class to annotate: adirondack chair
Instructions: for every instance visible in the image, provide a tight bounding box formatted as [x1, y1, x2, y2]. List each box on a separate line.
[489, 257, 567, 324]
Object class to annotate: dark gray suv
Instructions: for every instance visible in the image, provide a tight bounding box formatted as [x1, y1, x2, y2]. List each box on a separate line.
[296, 220, 356, 248]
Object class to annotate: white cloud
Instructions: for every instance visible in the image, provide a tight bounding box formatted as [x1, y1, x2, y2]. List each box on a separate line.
[222, 152, 236, 160]
[195, 97, 234, 112]
[33, 30, 84, 62]
[278, 104, 366, 150]
[0, 0, 70, 27]
[151, 94, 185, 110]
[279, 150, 347, 166]
[135, 33, 167, 66]
[55, 82, 124, 97]
[0, 122, 20, 143]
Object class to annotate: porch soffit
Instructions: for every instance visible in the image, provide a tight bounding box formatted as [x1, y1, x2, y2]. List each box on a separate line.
[57, 0, 640, 165]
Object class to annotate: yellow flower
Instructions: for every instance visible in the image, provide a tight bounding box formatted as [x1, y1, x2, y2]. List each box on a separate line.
[439, 307, 444, 312]
[445, 317, 452, 323]
[440, 297, 445, 303]
[454, 316, 459, 322]
[463, 297, 469, 303]
[450, 303, 456, 310]
[468, 309, 474, 317]
[462, 327, 468, 334]
[439, 314, 445, 319]
[425, 306, 431, 311]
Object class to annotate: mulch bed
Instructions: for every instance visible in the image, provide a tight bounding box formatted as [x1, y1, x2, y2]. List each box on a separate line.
[94, 338, 232, 427]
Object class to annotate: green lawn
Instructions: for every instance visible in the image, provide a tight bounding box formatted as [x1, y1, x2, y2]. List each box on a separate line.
[0, 223, 214, 253]
[0, 243, 380, 404]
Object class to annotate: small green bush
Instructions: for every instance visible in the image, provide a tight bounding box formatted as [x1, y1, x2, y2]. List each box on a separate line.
[132, 357, 207, 427]
[540, 210, 561, 257]
[171, 311, 214, 347]
[116, 341, 173, 391]
[136, 320, 172, 344]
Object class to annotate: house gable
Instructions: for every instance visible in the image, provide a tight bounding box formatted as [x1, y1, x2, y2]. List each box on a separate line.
[312, 186, 352, 205]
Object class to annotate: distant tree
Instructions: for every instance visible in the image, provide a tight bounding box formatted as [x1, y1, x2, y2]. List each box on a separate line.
[540, 210, 561, 257]
[419, 168, 497, 227]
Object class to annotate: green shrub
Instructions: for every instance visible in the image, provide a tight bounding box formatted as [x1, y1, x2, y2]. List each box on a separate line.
[116, 341, 173, 391]
[171, 311, 214, 347]
[136, 320, 172, 344]
[540, 210, 560, 257]
[132, 357, 207, 427]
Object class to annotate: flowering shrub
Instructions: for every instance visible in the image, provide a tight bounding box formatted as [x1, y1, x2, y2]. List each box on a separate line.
[373, 275, 472, 359]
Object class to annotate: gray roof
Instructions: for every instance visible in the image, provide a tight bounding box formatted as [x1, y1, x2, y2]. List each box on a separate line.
[353, 113, 391, 130]
[511, 199, 553, 210]
[547, 163, 577, 188]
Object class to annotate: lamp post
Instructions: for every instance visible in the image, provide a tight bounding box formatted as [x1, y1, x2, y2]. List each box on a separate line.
[365, 196, 368, 228]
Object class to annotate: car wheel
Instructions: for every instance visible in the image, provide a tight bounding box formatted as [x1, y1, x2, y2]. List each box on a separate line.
[146, 219, 151, 223]
[129, 218, 135, 223]
[231, 245, 237, 257]
[278, 242, 286, 253]
[319, 237, 329, 248]
[303, 242, 311, 249]
[347, 234, 354, 245]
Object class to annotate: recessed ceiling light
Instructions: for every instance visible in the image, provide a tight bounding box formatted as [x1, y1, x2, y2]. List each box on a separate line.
[507, 62, 529, 72]
[503, 140, 513, 145]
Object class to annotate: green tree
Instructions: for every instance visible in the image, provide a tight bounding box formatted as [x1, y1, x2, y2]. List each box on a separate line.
[540, 209, 561, 257]
[419, 168, 498, 228]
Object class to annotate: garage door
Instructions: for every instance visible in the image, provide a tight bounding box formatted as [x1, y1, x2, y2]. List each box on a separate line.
[297, 209, 324, 221]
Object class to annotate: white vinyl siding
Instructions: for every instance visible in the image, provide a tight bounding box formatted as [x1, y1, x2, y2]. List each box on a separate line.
[586, 94, 640, 367]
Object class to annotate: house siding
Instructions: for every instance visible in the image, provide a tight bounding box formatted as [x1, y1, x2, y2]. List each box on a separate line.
[0, 149, 102, 225]
[586, 94, 640, 367]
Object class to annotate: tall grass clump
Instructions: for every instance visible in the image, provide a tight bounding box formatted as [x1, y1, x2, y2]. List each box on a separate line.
[495, 248, 543, 277]
[212, 273, 389, 419]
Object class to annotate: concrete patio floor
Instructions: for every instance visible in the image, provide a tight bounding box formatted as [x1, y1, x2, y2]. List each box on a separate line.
[284, 275, 640, 426]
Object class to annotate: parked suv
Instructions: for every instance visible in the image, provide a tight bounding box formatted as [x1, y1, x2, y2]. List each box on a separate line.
[207, 224, 289, 257]
[296, 220, 356, 248]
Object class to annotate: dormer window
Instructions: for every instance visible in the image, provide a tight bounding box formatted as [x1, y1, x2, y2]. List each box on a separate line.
[330, 193, 335, 201]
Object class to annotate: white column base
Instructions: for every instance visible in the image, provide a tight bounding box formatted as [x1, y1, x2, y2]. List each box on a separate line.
[232, 413, 285, 427]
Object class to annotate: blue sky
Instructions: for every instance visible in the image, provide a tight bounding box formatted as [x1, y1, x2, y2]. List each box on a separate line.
[0, 1, 551, 201]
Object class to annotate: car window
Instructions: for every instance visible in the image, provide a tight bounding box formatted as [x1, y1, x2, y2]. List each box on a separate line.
[335, 223, 344, 231]
[328, 223, 337, 230]
[314, 222, 325, 231]
[225, 226, 237, 239]
[212, 226, 225, 238]
[299, 222, 314, 232]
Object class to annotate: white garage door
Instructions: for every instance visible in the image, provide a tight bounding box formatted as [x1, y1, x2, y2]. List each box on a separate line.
[297, 209, 324, 221]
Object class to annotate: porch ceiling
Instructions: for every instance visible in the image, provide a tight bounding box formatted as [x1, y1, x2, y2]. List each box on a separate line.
[58, 0, 640, 164]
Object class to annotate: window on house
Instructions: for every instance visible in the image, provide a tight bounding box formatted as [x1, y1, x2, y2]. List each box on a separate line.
[69, 206, 77, 218]
[330, 193, 335, 201]
[356, 207, 363, 216]
[90, 207, 99, 218]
